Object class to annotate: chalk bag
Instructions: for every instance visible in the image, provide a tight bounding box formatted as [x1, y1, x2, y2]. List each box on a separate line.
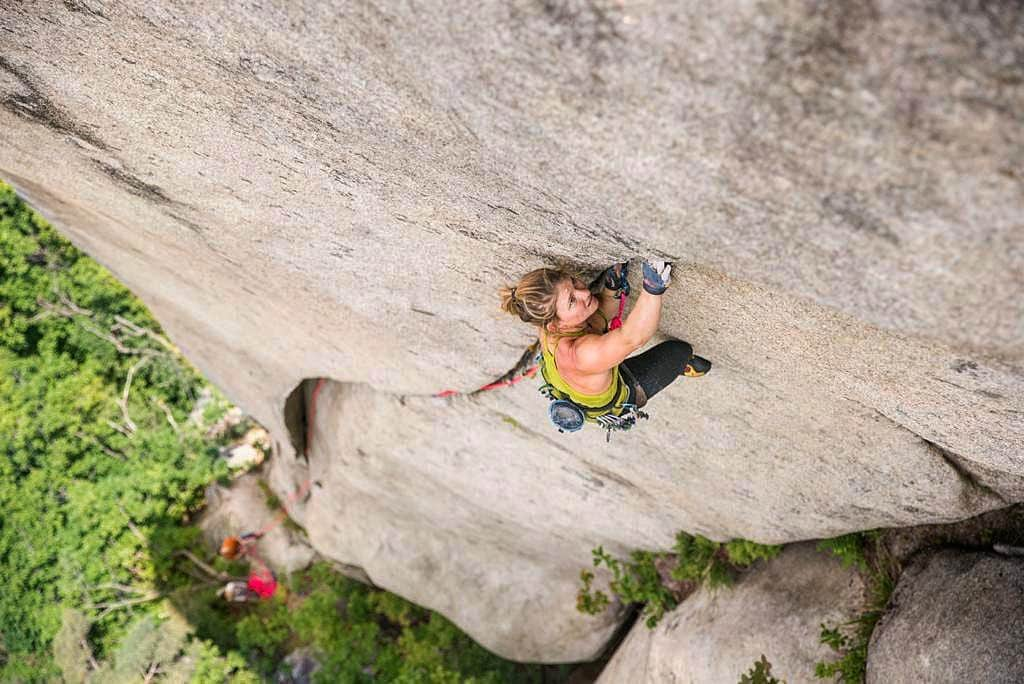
[548, 399, 585, 433]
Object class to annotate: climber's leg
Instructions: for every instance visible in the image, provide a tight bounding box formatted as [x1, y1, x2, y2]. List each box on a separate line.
[620, 340, 709, 403]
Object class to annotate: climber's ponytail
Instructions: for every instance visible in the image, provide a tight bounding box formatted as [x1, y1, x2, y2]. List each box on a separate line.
[499, 267, 576, 328]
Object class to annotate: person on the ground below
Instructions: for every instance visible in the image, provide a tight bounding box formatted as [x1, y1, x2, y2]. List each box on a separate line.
[500, 259, 711, 430]
[219, 531, 263, 561]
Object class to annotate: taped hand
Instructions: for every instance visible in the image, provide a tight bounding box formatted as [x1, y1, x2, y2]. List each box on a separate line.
[641, 260, 672, 295]
[602, 262, 630, 298]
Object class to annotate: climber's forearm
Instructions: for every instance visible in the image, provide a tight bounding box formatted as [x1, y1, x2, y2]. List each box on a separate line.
[618, 290, 663, 348]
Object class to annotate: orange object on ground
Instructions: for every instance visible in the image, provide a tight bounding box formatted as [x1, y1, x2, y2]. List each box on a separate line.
[220, 536, 242, 559]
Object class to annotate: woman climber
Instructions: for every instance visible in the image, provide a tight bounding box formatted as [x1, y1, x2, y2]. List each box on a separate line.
[499, 260, 710, 437]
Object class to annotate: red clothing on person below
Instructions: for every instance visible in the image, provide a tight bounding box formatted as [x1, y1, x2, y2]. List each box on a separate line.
[247, 572, 277, 599]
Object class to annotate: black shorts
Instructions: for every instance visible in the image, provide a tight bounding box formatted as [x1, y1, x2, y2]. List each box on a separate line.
[620, 340, 694, 407]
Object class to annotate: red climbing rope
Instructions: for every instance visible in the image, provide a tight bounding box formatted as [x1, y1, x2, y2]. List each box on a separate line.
[477, 365, 539, 391]
[434, 354, 540, 397]
[254, 477, 313, 537]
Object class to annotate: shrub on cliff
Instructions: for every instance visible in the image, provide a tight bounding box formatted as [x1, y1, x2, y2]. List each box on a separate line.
[577, 531, 781, 628]
[814, 531, 895, 683]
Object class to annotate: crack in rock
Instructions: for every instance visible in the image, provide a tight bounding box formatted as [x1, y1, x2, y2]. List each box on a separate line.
[0, 56, 108, 150]
[923, 439, 1009, 506]
[844, 396, 1008, 505]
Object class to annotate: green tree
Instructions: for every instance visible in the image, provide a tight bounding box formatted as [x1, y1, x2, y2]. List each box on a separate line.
[52, 608, 94, 683]
[0, 181, 229, 677]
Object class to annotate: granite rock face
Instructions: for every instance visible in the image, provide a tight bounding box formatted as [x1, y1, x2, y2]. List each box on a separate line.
[2, 0, 1023, 662]
[597, 544, 867, 684]
[867, 549, 1024, 684]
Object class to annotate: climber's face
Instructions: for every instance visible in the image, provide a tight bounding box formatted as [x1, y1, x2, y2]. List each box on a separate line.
[553, 277, 597, 330]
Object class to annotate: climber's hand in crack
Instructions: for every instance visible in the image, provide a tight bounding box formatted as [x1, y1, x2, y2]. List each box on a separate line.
[590, 262, 630, 327]
[599, 262, 630, 297]
[641, 260, 671, 295]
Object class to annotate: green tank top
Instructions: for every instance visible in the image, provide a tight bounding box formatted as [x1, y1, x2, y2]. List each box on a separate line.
[540, 329, 630, 419]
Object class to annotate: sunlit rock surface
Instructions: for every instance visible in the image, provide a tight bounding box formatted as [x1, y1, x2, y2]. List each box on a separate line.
[198, 472, 316, 575]
[2, 0, 1022, 662]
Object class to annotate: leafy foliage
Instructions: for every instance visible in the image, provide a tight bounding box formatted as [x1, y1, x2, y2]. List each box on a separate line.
[218, 562, 563, 683]
[575, 570, 610, 615]
[739, 654, 785, 684]
[815, 533, 875, 573]
[0, 181, 235, 678]
[577, 531, 782, 628]
[581, 547, 679, 628]
[814, 531, 896, 683]
[52, 608, 93, 683]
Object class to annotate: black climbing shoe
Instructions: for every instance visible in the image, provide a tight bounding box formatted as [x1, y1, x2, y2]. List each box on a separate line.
[683, 355, 712, 378]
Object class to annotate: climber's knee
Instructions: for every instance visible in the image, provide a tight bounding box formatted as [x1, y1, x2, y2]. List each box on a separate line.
[661, 339, 693, 366]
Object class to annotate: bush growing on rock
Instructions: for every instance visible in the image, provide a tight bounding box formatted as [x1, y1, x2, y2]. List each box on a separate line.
[739, 655, 785, 684]
[577, 531, 781, 628]
[814, 531, 896, 683]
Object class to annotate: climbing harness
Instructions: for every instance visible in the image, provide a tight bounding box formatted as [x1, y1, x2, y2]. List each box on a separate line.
[537, 273, 648, 440]
[539, 376, 648, 441]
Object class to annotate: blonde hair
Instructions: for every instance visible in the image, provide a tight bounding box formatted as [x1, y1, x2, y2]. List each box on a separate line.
[500, 265, 590, 333]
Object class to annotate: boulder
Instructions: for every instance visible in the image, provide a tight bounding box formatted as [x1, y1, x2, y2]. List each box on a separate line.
[597, 543, 866, 683]
[2, 0, 1023, 662]
[275, 648, 321, 684]
[218, 427, 269, 468]
[867, 549, 1024, 683]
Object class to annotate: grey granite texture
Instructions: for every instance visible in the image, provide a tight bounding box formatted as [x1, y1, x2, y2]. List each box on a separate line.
[867, 549, 1024, 684]
[597, 543, 867, 683]
[2, 0, 1022, 661]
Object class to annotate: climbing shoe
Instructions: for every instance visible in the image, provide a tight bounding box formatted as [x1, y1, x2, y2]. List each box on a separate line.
[683, 355, 712, 378]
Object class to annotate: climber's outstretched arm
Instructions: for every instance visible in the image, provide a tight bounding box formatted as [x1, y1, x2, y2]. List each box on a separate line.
[573, 289, 664, 372]
[573, 261, 671, 373]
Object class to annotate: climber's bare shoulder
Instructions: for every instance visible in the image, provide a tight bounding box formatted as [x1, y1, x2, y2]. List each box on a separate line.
[571, 328, 637, 375]
[555, 339, 609, 393]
